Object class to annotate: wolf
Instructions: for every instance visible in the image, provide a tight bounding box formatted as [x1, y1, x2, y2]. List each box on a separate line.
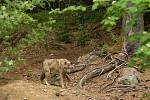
[40, 59, 73, 88]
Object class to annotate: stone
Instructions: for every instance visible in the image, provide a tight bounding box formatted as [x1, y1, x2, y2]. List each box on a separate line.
[117, 67, 140, 86]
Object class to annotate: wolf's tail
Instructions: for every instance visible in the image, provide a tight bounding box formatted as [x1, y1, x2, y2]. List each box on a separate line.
[40, 72, 45, 83]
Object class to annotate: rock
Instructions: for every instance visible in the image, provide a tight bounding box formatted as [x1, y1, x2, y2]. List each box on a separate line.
[23, 97, 28, 100]
[43, 89, 48, 92]
[54, 88, 66, 96]
[77, 54, 90, 64]
[50, 54, 54, 56]
[77, 54, 99, 65]
[117, 68, 140, 86]
[59, 88, 65, 92]
[55, 91, 66, 96]
[60, 92, 65, 96]
[88, 55, 99, 63]
[72, 90, 77, 94]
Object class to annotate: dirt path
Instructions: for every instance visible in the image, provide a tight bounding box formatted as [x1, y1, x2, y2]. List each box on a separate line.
[0, 80, 108, 100]
[0, 61, 150, 100]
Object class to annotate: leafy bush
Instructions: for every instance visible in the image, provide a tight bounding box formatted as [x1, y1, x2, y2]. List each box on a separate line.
[101, 44, 108, 55]
[92, 0, 150, 70]
[0, 48, 25, 75]
[0, 58, 14, 75]
[0, 0, 46, 73]
[141, 93, 150, 100]
[129, 31, 150, 71]
[59, 31, 72, 43]
[77, 33, 87, 46]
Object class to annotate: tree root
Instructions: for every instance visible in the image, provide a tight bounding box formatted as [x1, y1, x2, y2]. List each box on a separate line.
[107, 62, 126, 78]
[51, 64, 87, 82]
[79, 64, 116, 88]
[79, 52, 128, 88]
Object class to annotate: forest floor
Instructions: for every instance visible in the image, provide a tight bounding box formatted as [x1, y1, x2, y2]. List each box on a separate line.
[0, 40, 150, 100]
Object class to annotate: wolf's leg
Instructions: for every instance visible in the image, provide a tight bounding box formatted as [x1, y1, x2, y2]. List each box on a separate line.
[60, 71, 64, 88]
[65, 73, 71, 81]
[44, 71, 50, 85]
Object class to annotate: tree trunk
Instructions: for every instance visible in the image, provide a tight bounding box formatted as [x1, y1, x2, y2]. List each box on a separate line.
[122, 1, 144, 56]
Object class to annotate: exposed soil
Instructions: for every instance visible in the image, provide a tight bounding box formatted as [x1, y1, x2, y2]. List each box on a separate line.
[0, 34, 150, 100]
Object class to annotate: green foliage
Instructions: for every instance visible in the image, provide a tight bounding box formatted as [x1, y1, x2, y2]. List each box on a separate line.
[129, 31, 150, 70]
[0, 47, 25, 75]
[101, 16, 119, 31]
[92, 0, 110, 11]
[63, 5, 86, 12]
[49, 5, 86, 15]
[0, 0, 48, 73]
[0, 58, 14, 75]
[0, 0, 48, 49]
[26, 69, 33, 77]
[19, 18, 55, 48]
[99, 43, 108, 55]
[77, 33, 87, 46]
[31, 11, 50, 22]
[59, 30, 72, 43]
[77, 24, 87, 46]
[99, 0, 150, 30]
[110, 33, 117, 44]
[93, 0, 150, 70]
[0, 0, 150, 73]
[141, 93, 150, 100]
[101, 44, 108, 55]
[0, 5, 34, 38]
[101, 0, 126, 30]
[48, 8, 102, 44]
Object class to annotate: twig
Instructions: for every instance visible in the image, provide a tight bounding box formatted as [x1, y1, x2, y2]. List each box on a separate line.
[102, 53, 112, 65]
[106, 84, 136, 92]
[99, 68, 104, 75]
[111, 85, 136, 88]
[107, 63, 126, 78]
[122, 51, 129, 59]
[104, 59, 116, 67]
[100, 73, 120, 91]
[114, 56, 127, 63]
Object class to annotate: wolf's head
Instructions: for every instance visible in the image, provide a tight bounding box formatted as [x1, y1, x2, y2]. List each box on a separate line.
[60, 59, 70, 67]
